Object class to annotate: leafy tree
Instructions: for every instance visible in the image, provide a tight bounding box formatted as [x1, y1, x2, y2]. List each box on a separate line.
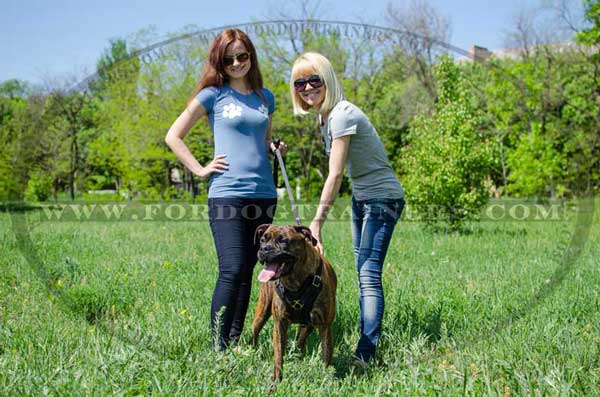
[576, 0, 600, 50]
[45, 91, 98, 200]
[0, 79, 30, 99]
[401, 56, 490, 229]
[88, 38, 142, 196]
[506, 122, 565, 198]
[0, 84, 52, 201]
[571, 0, 600, 194]
[91, 38, 137, 97]
[0, 92, 22, 200]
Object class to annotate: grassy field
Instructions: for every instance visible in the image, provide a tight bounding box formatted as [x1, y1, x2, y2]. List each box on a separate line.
[0, 198, 599, 396]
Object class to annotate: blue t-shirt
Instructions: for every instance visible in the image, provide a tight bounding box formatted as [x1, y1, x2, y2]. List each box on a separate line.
[196, 85, 277, 198]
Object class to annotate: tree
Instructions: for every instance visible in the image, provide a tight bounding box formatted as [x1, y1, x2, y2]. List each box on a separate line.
[0, 85, 25, 200]
[91, 38, 136, 97]
[0, 83, 53, 201]
[88, 38, 142, 196]
[385, 0, 452, 100]
[506, 122, 565, 198]
[401, 56, 490, 229]
[45, 90, 98, 200]
[573, 0, 600, 193]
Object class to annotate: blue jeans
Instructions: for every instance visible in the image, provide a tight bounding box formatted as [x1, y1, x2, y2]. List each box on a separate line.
[351, 196, 404, 362]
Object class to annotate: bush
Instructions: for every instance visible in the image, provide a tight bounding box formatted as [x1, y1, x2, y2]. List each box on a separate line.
[24, 169, 53, 202]
[401, 57, 491, 230]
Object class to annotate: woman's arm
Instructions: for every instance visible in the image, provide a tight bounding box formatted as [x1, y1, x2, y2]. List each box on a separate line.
[164, 98, 228, 179]
[310, 135, 351, 253]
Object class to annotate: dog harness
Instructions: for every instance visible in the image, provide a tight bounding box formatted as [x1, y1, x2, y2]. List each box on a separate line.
[274, 259, 324, 325]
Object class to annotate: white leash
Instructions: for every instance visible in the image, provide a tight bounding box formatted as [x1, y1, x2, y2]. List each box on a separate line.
[273, 140, 301, 226]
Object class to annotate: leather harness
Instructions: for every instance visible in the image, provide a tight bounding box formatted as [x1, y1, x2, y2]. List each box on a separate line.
[274, 259, 324, 325]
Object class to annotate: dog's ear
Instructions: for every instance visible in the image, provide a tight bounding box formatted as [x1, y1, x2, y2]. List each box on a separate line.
[254, 224, 270, 245]
[294, 225, 318, 246]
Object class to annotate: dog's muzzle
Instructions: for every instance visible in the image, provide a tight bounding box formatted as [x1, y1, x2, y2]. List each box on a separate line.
[257, 248, 294, 282]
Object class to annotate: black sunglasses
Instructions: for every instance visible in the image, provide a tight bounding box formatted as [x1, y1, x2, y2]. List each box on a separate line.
[293, 74, 324, 92]
[223, 52, 250, 66]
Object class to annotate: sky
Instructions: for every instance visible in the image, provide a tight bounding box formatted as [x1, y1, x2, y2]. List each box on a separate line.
[0, 0, 561, 85]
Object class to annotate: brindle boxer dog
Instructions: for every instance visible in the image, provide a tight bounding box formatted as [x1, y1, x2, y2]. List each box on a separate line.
[252, 224, 337, 383]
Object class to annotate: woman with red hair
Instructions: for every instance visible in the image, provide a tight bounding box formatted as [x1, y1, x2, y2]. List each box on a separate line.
[165, 29, 284, 351]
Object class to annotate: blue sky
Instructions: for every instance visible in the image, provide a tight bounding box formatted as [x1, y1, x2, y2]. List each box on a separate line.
[1, 0, 558, 84]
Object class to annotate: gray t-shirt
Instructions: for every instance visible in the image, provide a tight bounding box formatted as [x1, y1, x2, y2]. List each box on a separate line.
[320, 100, 404, 201]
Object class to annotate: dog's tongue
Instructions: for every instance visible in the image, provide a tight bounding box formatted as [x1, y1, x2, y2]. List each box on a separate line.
[258, 263, 279, 282]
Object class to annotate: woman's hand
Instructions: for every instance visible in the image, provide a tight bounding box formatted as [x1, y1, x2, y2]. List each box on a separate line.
[309, 219, 324, 255]
[196, 154, 229, 179]
[270, 141, 288, 156]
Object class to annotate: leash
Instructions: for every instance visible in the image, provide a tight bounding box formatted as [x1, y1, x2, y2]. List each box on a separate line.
[273, 139, 301, 226]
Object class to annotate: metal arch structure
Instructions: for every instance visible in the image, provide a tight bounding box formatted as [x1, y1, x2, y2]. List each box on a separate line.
[72, 19, 481, 92]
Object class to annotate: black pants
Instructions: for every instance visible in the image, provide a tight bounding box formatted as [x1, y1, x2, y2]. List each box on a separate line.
[208, 197, 277, 350]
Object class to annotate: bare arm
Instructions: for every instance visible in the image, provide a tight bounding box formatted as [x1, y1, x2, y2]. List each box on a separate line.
[310, 135, 351, 253]
[164, 98, 228, 179]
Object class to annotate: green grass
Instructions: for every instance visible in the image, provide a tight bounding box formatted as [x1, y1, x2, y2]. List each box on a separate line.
[0, 198, 599, 396]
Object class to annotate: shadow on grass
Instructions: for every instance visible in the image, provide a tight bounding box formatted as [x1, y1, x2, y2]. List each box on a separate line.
[422, 221, 537, 237]
[406, 304, 446, 342]
[423, 223, 474, 236]
[472, 226, 529, 237]
[279, 301, 449, 379]
[0, 202, 40, 213]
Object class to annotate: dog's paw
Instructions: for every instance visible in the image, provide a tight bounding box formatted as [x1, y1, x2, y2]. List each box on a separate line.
[268, 380, 279, 394]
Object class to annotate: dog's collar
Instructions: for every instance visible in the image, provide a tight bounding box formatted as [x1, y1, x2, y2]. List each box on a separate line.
[275, 259, 323, 325]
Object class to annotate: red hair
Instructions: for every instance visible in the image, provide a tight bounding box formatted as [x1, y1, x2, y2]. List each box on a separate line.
[188, 28, 264, 105]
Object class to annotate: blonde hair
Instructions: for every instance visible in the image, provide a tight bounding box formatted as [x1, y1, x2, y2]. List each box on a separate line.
[290, 52, 344, 116]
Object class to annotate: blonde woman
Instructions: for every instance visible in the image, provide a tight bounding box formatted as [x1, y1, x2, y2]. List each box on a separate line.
[290, 52, 405, 365]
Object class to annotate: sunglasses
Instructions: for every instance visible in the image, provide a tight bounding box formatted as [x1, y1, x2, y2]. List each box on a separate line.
[223, 52, 250, 66]
[293, 74, 324, 92]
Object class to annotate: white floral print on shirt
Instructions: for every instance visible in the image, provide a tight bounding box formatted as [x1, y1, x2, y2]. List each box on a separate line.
[223, 103, 242, 119]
